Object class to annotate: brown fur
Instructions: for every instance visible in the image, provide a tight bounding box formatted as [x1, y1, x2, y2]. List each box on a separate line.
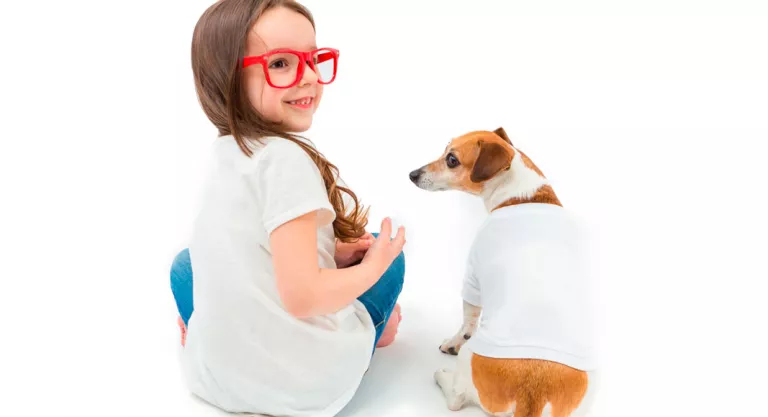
[494, 185, 562, 210]
[471, 356, 588, 417]
[471, 141, 514, 183]
[519, 149, 545, 177]
[493, 127, 513, 145]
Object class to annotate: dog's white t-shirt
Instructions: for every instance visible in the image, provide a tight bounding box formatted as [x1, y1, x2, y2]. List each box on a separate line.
[181, 136, 376, 416]
[463, 203, 597, 371]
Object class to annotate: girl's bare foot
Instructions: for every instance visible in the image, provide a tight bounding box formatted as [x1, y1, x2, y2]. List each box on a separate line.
[177, 316, 187, 347]
[376, 303, 402, 348]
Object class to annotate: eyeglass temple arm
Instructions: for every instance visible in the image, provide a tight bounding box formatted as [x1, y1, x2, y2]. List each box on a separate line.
[315, 52, 335, 64]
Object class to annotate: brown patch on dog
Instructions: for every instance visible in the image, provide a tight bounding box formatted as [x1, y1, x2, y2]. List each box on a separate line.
[471, 355, 588, 417]
[518, 149, 545, 177]
[470, 141, 514, 183]
[489, 127, 543, 177]
[494, 127, 513, 145]
[493, 185, 562, 210]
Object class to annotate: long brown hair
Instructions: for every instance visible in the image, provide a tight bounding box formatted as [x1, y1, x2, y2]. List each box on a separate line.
[191, 0, 369, 242]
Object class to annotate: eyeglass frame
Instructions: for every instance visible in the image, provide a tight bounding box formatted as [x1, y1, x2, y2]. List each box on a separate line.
[241, 47, 340, 89]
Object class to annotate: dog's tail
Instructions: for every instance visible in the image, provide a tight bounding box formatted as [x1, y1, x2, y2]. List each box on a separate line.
[515, 380, 589, 417]
[514, 392, 547, 417]
[515, 391, 586, 417]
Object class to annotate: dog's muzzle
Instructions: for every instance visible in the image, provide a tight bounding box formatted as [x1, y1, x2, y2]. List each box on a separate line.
[409, 169, 422, 183]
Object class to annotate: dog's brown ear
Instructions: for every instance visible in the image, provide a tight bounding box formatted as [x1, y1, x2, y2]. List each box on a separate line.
[471, 140, 513, 183]
[493, 127, 512, 145]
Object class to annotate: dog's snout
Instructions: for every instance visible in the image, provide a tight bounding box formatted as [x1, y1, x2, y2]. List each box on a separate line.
[409, 169, 422, 182]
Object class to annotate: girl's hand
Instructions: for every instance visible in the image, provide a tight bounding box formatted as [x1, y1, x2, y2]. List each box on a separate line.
[361, 218, 406, 275]
[335, 233, 375, 268]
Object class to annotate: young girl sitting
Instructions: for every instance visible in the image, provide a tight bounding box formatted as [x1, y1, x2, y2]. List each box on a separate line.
[169, 0, 406, 415]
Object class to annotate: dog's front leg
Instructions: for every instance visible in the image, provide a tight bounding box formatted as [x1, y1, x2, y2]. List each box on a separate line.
[440, 300, 481, 355]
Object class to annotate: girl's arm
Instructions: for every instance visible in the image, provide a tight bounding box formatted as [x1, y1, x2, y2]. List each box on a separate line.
[271, 213, 405, 318]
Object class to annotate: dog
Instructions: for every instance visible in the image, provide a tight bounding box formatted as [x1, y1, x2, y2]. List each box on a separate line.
[409, 127, 598, 417]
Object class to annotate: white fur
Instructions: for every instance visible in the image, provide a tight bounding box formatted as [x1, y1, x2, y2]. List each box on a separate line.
[434, 343, 480, 412]
[481, 148, 549, 212]
[439, 301, 481, 354]
[412, 168, 453, 191]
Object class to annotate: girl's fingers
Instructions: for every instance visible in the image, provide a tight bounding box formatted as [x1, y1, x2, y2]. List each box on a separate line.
[361, 233, 375, 244]
[379, 218, 392, 242]
[392, 226, 406, 252]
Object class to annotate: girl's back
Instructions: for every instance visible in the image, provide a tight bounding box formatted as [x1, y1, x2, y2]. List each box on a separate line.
[184, 136, 375, 415]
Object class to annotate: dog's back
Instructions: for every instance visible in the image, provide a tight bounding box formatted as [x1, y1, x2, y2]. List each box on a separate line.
[464, 203, 595, 367]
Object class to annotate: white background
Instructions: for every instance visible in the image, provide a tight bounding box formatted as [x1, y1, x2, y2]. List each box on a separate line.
[1, 1, 767, 416]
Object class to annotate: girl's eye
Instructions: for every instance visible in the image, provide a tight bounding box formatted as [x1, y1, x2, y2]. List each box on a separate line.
[268, 59, 289, 69]
[446, 153, 460, 168]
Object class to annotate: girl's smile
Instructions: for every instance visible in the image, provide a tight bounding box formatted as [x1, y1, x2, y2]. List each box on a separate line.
[285, 96, 314, 109]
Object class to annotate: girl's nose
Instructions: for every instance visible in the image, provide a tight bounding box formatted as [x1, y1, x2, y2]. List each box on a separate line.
[300, 60, 319, 83]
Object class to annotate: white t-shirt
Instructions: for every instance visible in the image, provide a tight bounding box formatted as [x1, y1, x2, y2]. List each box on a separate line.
[181, 135, 376, 416]
[463, 203, 597, 371]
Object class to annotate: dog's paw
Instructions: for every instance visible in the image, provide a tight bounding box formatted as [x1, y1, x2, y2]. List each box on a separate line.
[439, 344, 459, 356]
[434, 368, 449, 379]
[439, 337, 465, 356]
[434, 368, 452, 386]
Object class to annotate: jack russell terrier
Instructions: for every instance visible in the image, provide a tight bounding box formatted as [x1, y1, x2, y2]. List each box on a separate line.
[409, 128, 598, 417]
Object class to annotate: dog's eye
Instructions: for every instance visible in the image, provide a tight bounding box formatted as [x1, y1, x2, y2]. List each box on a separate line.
[446, 153, 460, 168]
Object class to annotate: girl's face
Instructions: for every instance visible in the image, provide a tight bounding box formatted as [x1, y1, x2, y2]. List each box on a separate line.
[244, 7, 323, 133]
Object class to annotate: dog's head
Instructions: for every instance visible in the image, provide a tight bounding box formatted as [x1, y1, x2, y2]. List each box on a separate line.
[409, 127, 516, 194]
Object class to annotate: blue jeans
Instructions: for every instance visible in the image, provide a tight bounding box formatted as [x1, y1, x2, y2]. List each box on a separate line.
[170, 233, 405, 349]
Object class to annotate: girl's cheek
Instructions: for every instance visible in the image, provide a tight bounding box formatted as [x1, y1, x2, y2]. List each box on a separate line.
[314, 89, 324, 110]
[257, 90, 287, 123]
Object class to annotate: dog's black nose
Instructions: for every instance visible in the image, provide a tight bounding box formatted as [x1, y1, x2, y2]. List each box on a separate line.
[409, 169, 421, 182]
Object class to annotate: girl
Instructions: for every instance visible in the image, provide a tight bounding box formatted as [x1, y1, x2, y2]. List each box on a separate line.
[169, 0, 406, 415]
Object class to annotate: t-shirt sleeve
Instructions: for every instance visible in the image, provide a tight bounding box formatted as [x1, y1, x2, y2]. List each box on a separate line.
[253, 140, 336, 236]
[462, 251, 482, 307]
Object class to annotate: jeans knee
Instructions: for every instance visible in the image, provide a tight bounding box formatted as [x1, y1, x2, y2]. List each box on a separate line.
[393, 249, 405, 272]
[388, 250, 406, 288]
[174, 248, 190, 266]
[170, 248, 194, 322]
[170, 248, 191, 283]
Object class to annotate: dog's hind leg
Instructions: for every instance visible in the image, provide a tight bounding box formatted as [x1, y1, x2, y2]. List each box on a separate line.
[435, 346, 481, 412]
[434, 368, 466, 411]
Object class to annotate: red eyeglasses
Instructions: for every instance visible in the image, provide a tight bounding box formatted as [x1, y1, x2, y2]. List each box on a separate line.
[242, 48, 339, 89]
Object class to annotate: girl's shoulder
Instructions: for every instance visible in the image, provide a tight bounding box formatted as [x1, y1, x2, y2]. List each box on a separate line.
[255, 136, 318, 168]
[249, 136, 326, 188]
[214, 135, 316, 173]
[259, 135, 308, 155]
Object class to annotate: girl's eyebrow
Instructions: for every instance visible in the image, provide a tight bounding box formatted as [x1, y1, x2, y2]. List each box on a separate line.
[266, 44, 318, 52]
